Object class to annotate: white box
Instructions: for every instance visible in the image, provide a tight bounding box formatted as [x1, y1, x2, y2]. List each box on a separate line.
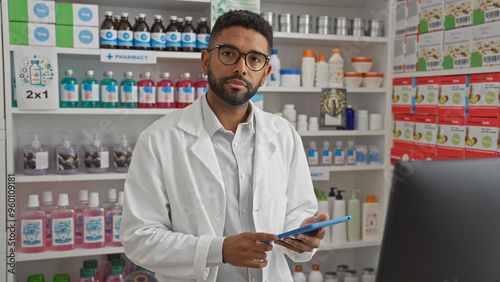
[419, 0, 445, 33]
[445, 0, 473, 29]
[56, 25, 99, 49]
[10, 22, 56, 46]
[393, 37, 405, 73]
[443, 26, 472, 69]
[395, 0, 407, 38]
[473, 0, 500, 24]
[404, 35, 419, 72]
[417, 30, 444, 71]
[9, 0, 56, 24]
[55, 3, 99, 27]
[407, 0, 421, 35]
[471, 21, 500, 67]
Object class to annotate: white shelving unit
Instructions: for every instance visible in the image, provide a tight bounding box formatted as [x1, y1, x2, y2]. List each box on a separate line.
[318, 240, 382, 252]
[17, 247, 124, 262]
[393, 65, 500, 78]
[259, 86, 386, 93]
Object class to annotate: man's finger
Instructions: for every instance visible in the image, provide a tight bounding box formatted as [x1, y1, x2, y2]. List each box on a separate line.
[249, 232, 279, 242]
[274, 240, 304, 253]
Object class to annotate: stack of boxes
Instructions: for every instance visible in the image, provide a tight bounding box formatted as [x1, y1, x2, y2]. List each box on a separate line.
[55, 3, 99, 49]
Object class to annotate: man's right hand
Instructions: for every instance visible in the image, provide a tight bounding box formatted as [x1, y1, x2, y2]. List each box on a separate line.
[222, 232, 278, 269]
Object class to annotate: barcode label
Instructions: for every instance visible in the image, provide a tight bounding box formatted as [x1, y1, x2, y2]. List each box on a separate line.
[454, 57, 469, 67]
[396, 29, 405, 36]
[428, 20, 442, 30]
[407, 26, 418, 34]
[485, 9, 500, 21]
[483, 54, 500, 65]
[394, 65, 404, 72]
[455, 15, 471, 26]
[427, 59, 441, 69]
[406, 64, 416, 72]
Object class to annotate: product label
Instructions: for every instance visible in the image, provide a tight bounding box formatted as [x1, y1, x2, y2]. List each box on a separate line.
[56, 151, 79, 171]
[321, 150, 333, 165]
[100, 29, 117, 46]
[21, 219, 44, 248]
[52, 217, 75, 246]
[393, 114, 415, 150]
[139, 86, 156, 104]
[134, 32, 151, 48]
[45, 214, 51, 241]
[117, 30, 133, 47]
[444, 0, 473, 29]
[177, 87, 194, 103]
[407, 0, 420, 35]
[76, 212, 83, 238]
[82, 83, 99, 102]
[390, 147, 412, 165]
[347, 149, 357, 164]
[166, 31, 181, 48]
[392, 78, 417, 114]
[394, 1, 407, 37]
[405, 35, 418, 72]
[101, 85, 118, 103]
[60, 84, 79, 102]
[84, 150, 109, 169]
[468, 73, 500, 117]
[417, 31, 443, 71]
[443, 27, 472, 69]
[112, 214, 122, 242]
[151, 32, 166, 48]
[24, 151, 49, 170]
[334, 149, 346, 165]
[120, 85, 138, 103]
[328, 57, 344, 86]
[105, 210, 113, 236]
[465, 117, 498, 158]
[196, 87, 208, 100]
[439, 75, 469, 116]
[157, 86, 174, 103]
[83, 215, 104, 243]
[181, 32, 196, 48]
[393, 37, 405, 73]
[196, 34, 210, 49]
[471, 22, 500, 67]
[419, 0, 444, 33]
[307, 150, 319, 165]
[364, 210, 379, 238]
[437, 116, 466, 158]
[415, 77, 440, 115]
[413, 115, 438, 154]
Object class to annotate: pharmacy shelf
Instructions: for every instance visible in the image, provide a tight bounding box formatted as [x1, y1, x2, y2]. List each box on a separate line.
[17, 172, 127, 183]
[273, 32, 388, 46]
[10, 108, 177, 116]
[310, 164, 385, 173]
[72, 0, 211, 10]
[298, 130, 385, 137]
[17, 246, 124, 262]
[263, 0, 379, 8]
[393, 66, 500, 78]
[259, 86, 386, 94]
[318, 240, 381, 251]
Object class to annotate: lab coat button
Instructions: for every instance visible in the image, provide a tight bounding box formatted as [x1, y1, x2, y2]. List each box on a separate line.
[215, 213, 222, 220]
[241, 173, 246, 178]
[242, 208, 246, 213]
[234, 142, 239, 147]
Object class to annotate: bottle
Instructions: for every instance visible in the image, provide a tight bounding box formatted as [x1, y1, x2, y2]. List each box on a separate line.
[320, 141, 333, 166]
[100, 71, 119, 108]
[325, 272, 339, 282]
[41, 191, 55, 248]
[132, 15, 139, 31]
[117, 13, 133, 49]
[292, 265, 307, 282]
[283, 104, 297, 128]
[328, 49, 344, 87]
[80, 268, 96, 282]
[297, 114, 308, 131]
[83, 260, 101, 282]
[120, 72, 138, 108]
[138, 72, 156, 108]
[55, 133, 79, 175]
[309, 116, 319, 131]
[194, 74, 208, 100]
[328, 187, 337, 222]
[110, 191, 124, 247]
[24, 133, 49, 175]
[81, 70, 100, 108]
[345, 105, 355, 130]
[113, 15, 120, 29]
[52, 193, 76, 251]
[362, 268, 376, 282]
[60, 69, 79, 108]
[356, 145, 368, 165]
[82, 192, 105, 249]
[27, 274, 45, 282]
[176, 17, 184, 31]
[347, 189, 361, 242]
[106, 266, 124, 282]
[134, 13, 150, 50]
[111, 259, 126, 276]
[308, 264, 324, 282]
[356, 110, 369, 131]
[368, 145, 381, 164]
[124, 266, 156, 282]
[100, 11, 117, 49]
[267, 49, 281, 86]
[301, 50, 315, 87]
[195, 17, 210, 52]
[175, 72, 194, 108]
[306, 141, 319, 166]
[181, 16, 196, 52]
[166, 16, 181, 51]
[29, 60, 42, 85]
[315, 52, 329, 87]
[334, 141, 345, 166]
[362, 195, 380, 241]
[75, 190, 89, 245]
[114, 133, 134, 173]
[102, 188, 118, 243]
[317, 190, 331, 244]
[346, 141, 356, 165]
[157, 72, 175, 108]
[12, 78, 17, 107]
[151, 15, 166, 51]
[104, 254, 122, 281]
[53, 274, 71, 282]
[337, 265, 348, 282]
[20, 195, 46, 253]
[345, 270, 358, 282]
[84, 130, 109, 173]
[332, 190, 347, 243]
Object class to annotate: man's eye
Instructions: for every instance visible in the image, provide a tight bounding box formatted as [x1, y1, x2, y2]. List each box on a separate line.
[249, 55, 261, 63]
[221, 51, 234, 57]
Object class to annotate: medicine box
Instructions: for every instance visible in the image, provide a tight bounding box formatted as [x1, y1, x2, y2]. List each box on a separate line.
[468, 73, 500, 117]
[10, 22, 56, 46]
[436, 116, 466, 158]
[471, 21, 500, 67]
[395, 0, 407, 38]
[417, 31, 444, 71]
[465, 117, 498, 158]
[392, 77, 416, 114]
[407, 0, 420, 35]
[320, 88, 347, 128]
[443, 26, 472, 69]
[393, 37, 405, 73]
[411, 150, 436, 161]
[8, 0, 56, 23]
[439, 75, 469, 117]
[472, 0, 500, 25]
[419, 0, 445, 33]
[390, 147, 412, 165]
[415, 76, 440, 115]
[404, 35, 419, 72]
[56, 25, 99, 49]
[393, 114, 415, 150]
[444, 0, 473, 29]
[413, 114, 438, 154]
[55, 3, 99, 27]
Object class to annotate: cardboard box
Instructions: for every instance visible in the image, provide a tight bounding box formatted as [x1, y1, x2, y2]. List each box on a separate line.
[56, 25, 99, 48]
[415, 76, 440, 115]
[417, 31, 444, 71]
[443, 27, 472, 69]
[8, 0, 55, 23]
[419, 0, 445, 33]
[395, 0, 407, 38]
[445, 0, 473, 29]
[473, 0, 500, 25]
[439, 75, 469, 117]
[320, 88, 347, 128]
[393, 77, 416, 114]
[393, 114, 415, 150]
[407, 0, 421, 35]
[9, 22, 56, 46]
[437, 116, 466, 158]
[465, 117, 498, 158]
[390, 147, 412, 165]
[55, 3, 99, 27]
[393, 37, 405, 73]
[413, 114, 438, 153]
[411, 150, 436, 160]
[404, 35, 419, 72]
[434, 154, 463, 159]
[468, 73, 500, 117]
[471, 21, 500, 67]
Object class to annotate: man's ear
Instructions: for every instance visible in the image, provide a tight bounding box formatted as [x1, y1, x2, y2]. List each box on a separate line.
[261, 64, 272, 86]
[201, 49, 209, 76]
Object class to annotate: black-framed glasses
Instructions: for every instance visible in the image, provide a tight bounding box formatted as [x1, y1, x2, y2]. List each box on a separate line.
[208, 45, 271, 72]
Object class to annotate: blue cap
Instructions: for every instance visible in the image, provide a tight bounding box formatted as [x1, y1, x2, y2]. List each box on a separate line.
[280, 69, 300, 75]
[271, 49, 278, 55]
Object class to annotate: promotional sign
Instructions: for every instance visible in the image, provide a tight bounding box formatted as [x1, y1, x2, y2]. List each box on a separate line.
[100, 49, 156, 64]
[211, 0, 259, 28]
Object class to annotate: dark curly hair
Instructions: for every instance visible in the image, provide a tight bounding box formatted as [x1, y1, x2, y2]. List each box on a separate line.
[209, 10, 273, 54]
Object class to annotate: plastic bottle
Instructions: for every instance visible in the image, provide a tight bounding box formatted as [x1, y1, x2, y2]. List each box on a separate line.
[117, 13, 133, 49]
[53, 274, 71, 282]
[83, 260, 101, 282]
[138, 72, 156, 108]
[27, 274, 45, 282]
[344, 270, 358, 282]
[356, 145, 368, 165]
[12, 78, 17, 107]
[196, 17, 210, 52]
[267, 49, 281, 86]
[297, 114, 308, 131]
[334, 140, 345, 166]
[194, 74, 208, 100]
[75, 190, 89, 245]
[306, 141, 319, 166]
[181, 16, 196, 52]
[292, 265, 307, 282]
[309, 116, 319, 131]
[317, 190, 331, 245]
[321, 141, 333, 166]
[20, 195, 46, 253]
[103, 188, 118, 243]
[134, 14, 150, 50]
[52, 193, 76, 251]
[345, 105, 355, 130]
[109, 191, 124, 247]
[60, 69, 79, 108]
[175, 72, 194, 108]
[157, 72, 175, 108]
[283, 104, 297, 128]
[337, 265, 348, 282]
[328, 187, 337, 221]
[166, 16, 181, 51]
[120, 72, 138, 108]
[362, 268, 376, 282]
[151, 15, 166, 50]
[80, 268, 96, 282]
[347, 189, 361, 242]
[332, 190, 347, 243]
[328, 49, 344, 87]
[346, 140, 356, 165]
[104, 254, 122, 281]
[100, 11, 117, 48]
[106, 266, 124, 282]
[82, 70, 100, 108]
[55, 133, 79, 175]
[41, 191, 55, 248]
[362, 195, 380, 241]
[325, 272, 339, 282]
[114, 133, 134, 173]
[29, 59, 42, 85]
[82, 192, 105, 249]
[301, 50, 315, 87]
[315, 52, 329, 88]
[356, 110, 369, 131]
[100, 71, 119, 108]
[84, 131, 109, 173]
[308, 264, 324, 282]
[24, 133, 49, 175]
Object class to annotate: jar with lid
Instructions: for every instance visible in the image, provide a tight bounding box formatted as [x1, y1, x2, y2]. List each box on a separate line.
[317, 16, 333, 35]
[298, 14, 313, 33]
[283, 104, 297, 128]
[352, 18, 365, 37]
[261, 12, 276, 31]
[279, 13, 293, 33]
[336, 17, 351, 35]
[297, 114, 308, 131]
[356, 110, 369, 131]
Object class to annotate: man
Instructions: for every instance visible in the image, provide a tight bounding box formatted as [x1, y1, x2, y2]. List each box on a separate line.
[121, 10, 328, 282]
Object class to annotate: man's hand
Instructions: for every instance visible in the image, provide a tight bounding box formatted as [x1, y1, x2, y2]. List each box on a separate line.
[275, 213, 329, 253]
[222, 232, 278, 269]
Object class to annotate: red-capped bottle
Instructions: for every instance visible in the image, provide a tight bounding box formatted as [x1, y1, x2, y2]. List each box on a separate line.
[157, 72, 175, 108]
[137, 72, 156, 108]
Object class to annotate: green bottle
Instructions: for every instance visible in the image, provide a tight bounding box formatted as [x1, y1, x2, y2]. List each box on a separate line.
[100, 71, 119, 108]
[52, 274, 70, 282]
[27, 274, 44, 282]
[12, 78, 17, 107]
[60, 69, 79, 108]
[80, 268, 95, 279]
[81, 70, 100, 108]
[120, 71, 138, 108]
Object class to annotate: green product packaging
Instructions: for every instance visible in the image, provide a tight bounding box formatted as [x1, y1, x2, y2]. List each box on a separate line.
[9, 0, 55, 23]
[56, 25, 99, 48]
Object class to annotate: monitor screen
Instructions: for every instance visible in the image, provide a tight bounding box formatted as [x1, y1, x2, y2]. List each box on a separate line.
[377, 159, 500, 282]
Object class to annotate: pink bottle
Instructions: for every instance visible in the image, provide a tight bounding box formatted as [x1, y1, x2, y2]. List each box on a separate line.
[175, 72, 194, 108]
[109, 191, 124, 247]
[51, 193, 76, 251]
[82, 192, 105, 249]
[106, 266, 124, 282]
[80, 268, 96, 282]
[75, 190, 89, 245]
[194, 74, 208, 100]
[102, 188, 118, 243]
[20, 194, 46, 253]
[137, 72, 156, 108]
[40, 191, 55, 248]
[156, 72, 175, 108]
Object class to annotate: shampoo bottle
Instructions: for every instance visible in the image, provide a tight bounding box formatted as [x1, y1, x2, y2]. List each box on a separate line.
[317, 190, 331, 245]
[55, 133, 79, 175]
[20, 195, 46, 253]
[331, 190, 346, 243]
[292, 265, 307, 282]
[51, 193, 76, 251]
[328, 187, 337, 222]
[308, 264, 324, 282]
[347, 189, 361, 242]
[362, 195, 380, 241]
[24, 133, 49, 175]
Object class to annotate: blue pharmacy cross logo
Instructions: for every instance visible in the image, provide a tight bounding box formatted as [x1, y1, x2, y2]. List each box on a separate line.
[113, 217, 122, 240]
[171, 34, 177, 40]
[106, 31, 113, 39]
[141, 34, 147, 41]
[79, 30, 94, 44]
[123, 33, 130, 40]
[78, 7, 93, 22]
[22, 222, 42, 245]
[33, 3, 49, 18]
[107, 53, 113, 60]
[185, 35, 191, 41]
[54, 220, 73, 244]
[106, 86, 116, 93]
[34, 27, 50, 42]
[85, 218, 103, 241]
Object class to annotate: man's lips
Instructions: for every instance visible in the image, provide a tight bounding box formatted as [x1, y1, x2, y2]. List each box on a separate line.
[226, 79, 248, 89]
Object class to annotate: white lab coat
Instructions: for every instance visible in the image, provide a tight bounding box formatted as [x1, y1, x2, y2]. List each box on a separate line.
[121, 94, 318, 282]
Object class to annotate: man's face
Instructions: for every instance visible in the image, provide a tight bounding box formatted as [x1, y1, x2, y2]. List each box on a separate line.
[201, 26, 272, 106]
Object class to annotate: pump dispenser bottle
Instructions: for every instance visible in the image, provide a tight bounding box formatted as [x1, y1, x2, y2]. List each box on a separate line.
[84, 131, 109, 173]
[24, 133, 49, 175]
[332, 190, 347, 243]
[114, 133, 134, 173]
[82, 192, 105, 249]
[20, 195, 46, 253]
[328, 187, 337, 221]
[52, 193, 76, 251]
[347, 189, 361, 241]
[55, 133, 79, 175]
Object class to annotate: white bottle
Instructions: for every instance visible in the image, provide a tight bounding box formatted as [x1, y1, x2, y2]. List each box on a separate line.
[283, 104, 297, 128]
[362, 195, 380, 241]
[325, 272, 339, 282]
[315, 52, 329, 88]
[344, 270, 358, 282]
[309, 264, 324, 282]
[362, 268, 376, 282]
[309, 116, 319, 131]
[317, 190, 331, 245]
[337, 265, 348, 282]
[292, 265, 307, 282]
[320, 141, 333, 166]
[328, 187, 337, 221]
[41, 191, 55, 248]
[356, 110, 369, 131]
[328, 49, 344, 87]
[267, 49, 281, 86]
[346, 141, 356, 165]
[347, 189, 361, 242]
[301, 50, 316, 87]
[334, 141, 345, 166]
[297, 114, 308, 131]
[331, 190, 347, 243]
[307, 141, 319, 166]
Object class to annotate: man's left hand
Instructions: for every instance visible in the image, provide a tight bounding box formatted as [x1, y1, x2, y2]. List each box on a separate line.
[274, 213, 329, 253]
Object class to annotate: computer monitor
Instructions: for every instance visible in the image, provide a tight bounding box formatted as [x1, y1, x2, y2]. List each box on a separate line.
[377, 159, 500, 282]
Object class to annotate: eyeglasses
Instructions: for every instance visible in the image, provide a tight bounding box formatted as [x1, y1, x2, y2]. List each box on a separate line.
[207, 45, 271, 72]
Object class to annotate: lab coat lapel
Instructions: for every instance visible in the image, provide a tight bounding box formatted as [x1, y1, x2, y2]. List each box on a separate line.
[253, 105, 278, 190]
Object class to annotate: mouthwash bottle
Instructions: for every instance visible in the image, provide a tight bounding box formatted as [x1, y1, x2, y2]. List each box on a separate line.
[157, 72, 175, 108]
[175, 72, 194, 108]
[75, 190, 89, 245]
[82, 70, 100, 108]
[109, 191, 124, 247]
[83, 260, 100, 282]
[138, 72, 156, 108]
[120, 71, 137, 108]
[20, 195, 46, 253]
[53, 274, 71, 282]
[60, 69, 79, 108]
[52, 193, 76, 251]
[103, 188, 118, 243]
[41, 191, 55, 248]
[79, 268, 96, 282]
[106, 266, 124, 282]
[82, 192, 105, 249]
[27, 275, 45, 282]
[100, 71, 119, 108]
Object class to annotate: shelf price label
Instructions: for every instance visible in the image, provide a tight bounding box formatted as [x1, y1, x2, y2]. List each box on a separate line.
[14, 46, 59, 110]
[100, 49, 157, 64]
[310, 167, 330, 181]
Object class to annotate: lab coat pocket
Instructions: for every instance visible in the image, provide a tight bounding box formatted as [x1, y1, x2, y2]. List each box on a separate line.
[266, 197, 287, 234]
